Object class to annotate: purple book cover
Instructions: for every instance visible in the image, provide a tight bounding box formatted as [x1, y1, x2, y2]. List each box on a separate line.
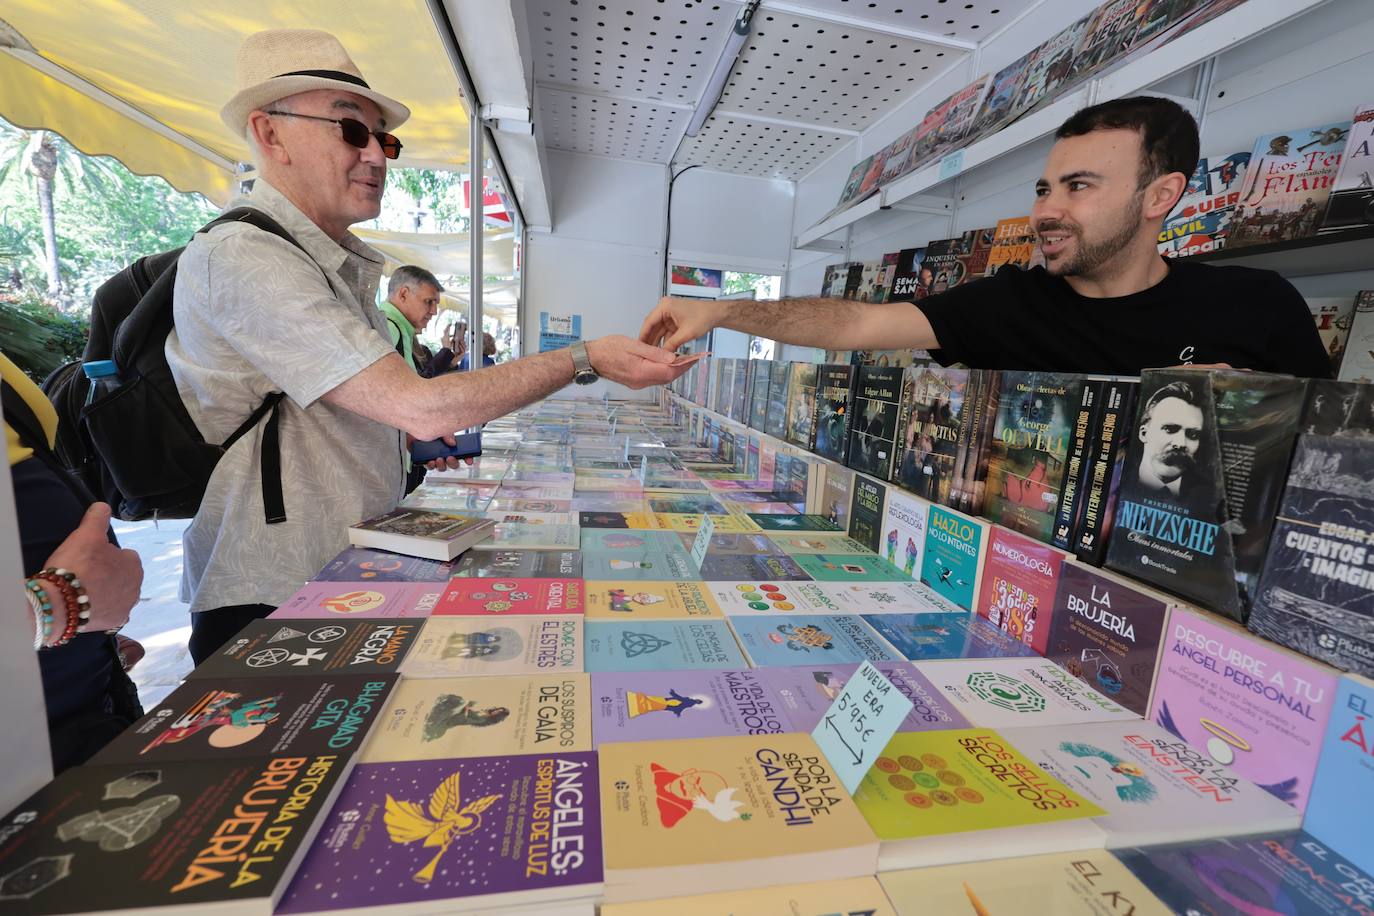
[271, 582, 445, 619]
[757, 662, 971, 733]
[278, 753, 603, 913]
[315, 547, 458, 582]
[591, 669, 792, 745]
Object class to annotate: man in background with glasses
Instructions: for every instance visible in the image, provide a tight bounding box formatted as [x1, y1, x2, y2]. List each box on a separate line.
[168, 30, 690, 663]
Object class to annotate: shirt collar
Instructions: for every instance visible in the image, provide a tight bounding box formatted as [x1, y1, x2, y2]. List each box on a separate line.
[233, 179, 385, 275]
[381, 300, 416, 337]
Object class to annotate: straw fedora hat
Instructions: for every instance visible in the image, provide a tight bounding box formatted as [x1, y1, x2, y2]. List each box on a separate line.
[221, 29, 410, 137]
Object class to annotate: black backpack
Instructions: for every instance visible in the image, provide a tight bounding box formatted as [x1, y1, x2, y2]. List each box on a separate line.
[42, 207, 304, 524]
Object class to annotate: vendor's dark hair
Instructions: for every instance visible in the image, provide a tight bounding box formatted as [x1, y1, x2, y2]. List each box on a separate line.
[1056, 96, 1199, 189]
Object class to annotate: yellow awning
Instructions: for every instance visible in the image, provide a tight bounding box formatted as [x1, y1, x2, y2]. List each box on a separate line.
[0, 0, 469, 205]
[355, 227, 516, 278]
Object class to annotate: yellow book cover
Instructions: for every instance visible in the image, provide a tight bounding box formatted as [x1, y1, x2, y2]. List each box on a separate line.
[584, 580, 724, 619]
[399, 616, 582, 677]
[880, 850, 1171, 916]
[360, 673, 591, 762]
[984, 216, 1035, 276]
[599, 733, 877, 900]
[854, 729, 1104, 839]
[653, 513, 761, 533]
[602, 876, 896, 916]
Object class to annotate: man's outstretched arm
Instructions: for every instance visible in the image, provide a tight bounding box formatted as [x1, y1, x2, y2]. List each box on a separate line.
[639, 295, 940, 352]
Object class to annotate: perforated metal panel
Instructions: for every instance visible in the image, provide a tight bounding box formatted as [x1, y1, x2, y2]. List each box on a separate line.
[715, 7, 956, 131]
[677, 114, 851, 180]
[769, 0, 1039, 42]
[539, 86, 687, 161]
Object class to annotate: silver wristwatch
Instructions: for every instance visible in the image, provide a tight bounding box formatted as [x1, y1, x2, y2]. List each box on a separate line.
[570, 341, 599, 385]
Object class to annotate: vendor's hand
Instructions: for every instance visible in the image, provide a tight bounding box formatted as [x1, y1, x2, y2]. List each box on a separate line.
[41, 502, 142, 633]
[639, 296, 729, 351]
[586, 335, 692, 389]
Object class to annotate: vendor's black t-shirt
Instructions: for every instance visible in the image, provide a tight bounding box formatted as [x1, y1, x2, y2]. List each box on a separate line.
[914, 260, 1332, 377]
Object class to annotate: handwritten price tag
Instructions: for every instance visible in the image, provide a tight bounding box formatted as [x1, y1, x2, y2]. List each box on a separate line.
[811, 661, 914, 794]
[689, 512, 716, 570]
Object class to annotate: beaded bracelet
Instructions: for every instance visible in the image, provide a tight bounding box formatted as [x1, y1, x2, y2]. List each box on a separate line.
[31, 568, 91, 648]
[23, 579, 53, 649]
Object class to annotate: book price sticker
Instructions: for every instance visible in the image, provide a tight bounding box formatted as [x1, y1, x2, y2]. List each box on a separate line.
[812, 660, 914, 794]
[689, 512, 716, 569]
[938, 149, 964, 181]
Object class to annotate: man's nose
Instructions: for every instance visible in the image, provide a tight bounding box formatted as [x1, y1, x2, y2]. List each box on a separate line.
[359, 132, 387, 166]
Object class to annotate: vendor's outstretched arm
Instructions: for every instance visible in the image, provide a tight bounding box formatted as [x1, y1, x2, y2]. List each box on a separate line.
[639, 295, 940, 352]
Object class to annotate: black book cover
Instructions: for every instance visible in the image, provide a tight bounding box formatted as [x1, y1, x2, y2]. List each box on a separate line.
[0, 755, 346, 914]
[1053, 377, 1105, 550]
[1248, 434, 1374, 674]
[1300, 379, 1374, 437]
[748, 359, 773, 430]
[812, 363, 856, 463]
[887, 247, 927, 303]
[93, 675, 395, 765]
[452, 549, 581, 578]
[763, 360, 792, 440]
[188, 618, 421, 680]
[893, 365, 970, 504]
[847, 365, 904, 481]
[1074, 378, 1138, 566]
[784, 362, 819, 450]
[848, 475, 887, 552]
[732, 358, 751, 422]
[842, 263, 865, 299]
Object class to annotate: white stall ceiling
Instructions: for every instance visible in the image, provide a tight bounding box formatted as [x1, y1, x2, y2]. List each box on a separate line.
[525, 0, 1038, 181]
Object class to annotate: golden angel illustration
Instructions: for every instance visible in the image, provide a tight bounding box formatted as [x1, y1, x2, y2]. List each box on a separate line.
[383, 771, 503, 884]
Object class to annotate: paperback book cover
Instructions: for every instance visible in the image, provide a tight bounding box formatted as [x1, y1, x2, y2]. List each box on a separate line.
[585, 620, 747, 672]
[835, 157, 873, 209]
[597, 733, 878, 903]
[1012, 15, 1091, 115]
[1151, 604, 1336, 812]
[434, 577, 584, 616]
[970, 52, 1036, 139]
[400, 615, 583, 678]
[819, 581, 965, 614]
[846, 366, 904, 481]
[1248, 434, 1374, 674]
[886, 247, 928, 303]
[361, 674, 592, 762]
[190, 618, 420, 679]
[315, 547, 456, 582]
[763, 359, 793, 440]
[983, 215, 1036, 275]
[762, 662, 969, 733]
[93, 674, 394, 765]
[920, 505, 984, 611]
[1053, 377, 1104, 550]
[864, 613, 1037, 662]
[985, 371, 1083, 543]
[893, 366, 970, 506]
[348, 508, 495, 561]
[791, 553, 905, 582]
[879, 128, 918, 185]
[581, 543, 700, 582]
[0, 755, 347, 915]
[728, 614, 901, 667]
[747, 512, 841, 532]
[1047, 564, 1170, 716]
[812, 364, 856, 463]
[784, 362, 820, 450]
[271, 581, 445, 620]
[277, 753, 603, 914]
[708, 579, 954, 617]
[1288, 673, 1374, 875]
[1322, 104, 1374, 233]
[976, 526, 1063, 654]
[848, 476, 887, 553]
[879, 489, 927, 579]
[1001, 720, 1302, 847]
[1115, 830, 1374, 916]
[1069, 0, 1144, 81]
[1230, 121, 1351, 247]
[770, 533, 874, 555]
[591, 668, 795, 745]
[1158, 153, 1251, 257]
[747, 358, 772, 430]
[677, 531, 785, 556]
[451, 549, 581, 579]
[921, 657, 1136, 729]
[583, 580, 723, 619]
[697, 553, 811, 582]
[1308, 296, 1356, 375]
[1074, 377, 1138, 566]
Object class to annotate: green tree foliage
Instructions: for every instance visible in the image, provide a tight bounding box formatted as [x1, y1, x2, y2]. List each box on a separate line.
[0, 290, 89, 381]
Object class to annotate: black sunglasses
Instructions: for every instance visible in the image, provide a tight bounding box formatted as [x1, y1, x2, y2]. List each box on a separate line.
[264, 110, 403, 160]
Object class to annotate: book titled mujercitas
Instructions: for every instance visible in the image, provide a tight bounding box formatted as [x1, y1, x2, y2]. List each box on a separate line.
[598, 733, 878, 903]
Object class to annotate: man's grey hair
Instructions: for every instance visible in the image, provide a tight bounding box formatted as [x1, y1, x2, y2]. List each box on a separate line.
[243, 95, 298, 164]
[388, 264, 444, 297]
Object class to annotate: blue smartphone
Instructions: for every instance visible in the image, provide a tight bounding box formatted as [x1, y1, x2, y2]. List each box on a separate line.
[410, 429, 483, 463]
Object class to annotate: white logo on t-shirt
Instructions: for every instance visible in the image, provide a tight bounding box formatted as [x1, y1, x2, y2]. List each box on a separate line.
[1178, 345, 1195, 364]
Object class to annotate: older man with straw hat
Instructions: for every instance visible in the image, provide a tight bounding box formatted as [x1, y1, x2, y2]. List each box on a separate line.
[169, 29, 689, 663]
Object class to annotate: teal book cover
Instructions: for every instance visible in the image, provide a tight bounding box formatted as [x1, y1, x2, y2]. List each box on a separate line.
[728, 614, 901, 667]
[1303, 674, 1374, 875]
[584, 620, 746, 672]
[793, 552, 910, 582]
[921, 504, 983, 610]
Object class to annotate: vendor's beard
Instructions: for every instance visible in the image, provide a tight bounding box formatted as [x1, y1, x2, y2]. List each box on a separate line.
[1044, 193, 1144, 278]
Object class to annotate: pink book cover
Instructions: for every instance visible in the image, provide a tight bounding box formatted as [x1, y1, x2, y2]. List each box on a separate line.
[1150, 604, 1338, 812]
[974, 526, 1063, 655]
[434, 577, 585, 616]
[270, 581, 444, 619]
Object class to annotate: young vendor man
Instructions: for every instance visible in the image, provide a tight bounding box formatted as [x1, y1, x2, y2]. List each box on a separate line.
[640, 96, 1332, 378]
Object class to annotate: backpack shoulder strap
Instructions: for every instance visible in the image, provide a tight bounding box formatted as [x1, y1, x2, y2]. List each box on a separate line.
[385, 315, 407, 358]
[3, 378, 95, 508]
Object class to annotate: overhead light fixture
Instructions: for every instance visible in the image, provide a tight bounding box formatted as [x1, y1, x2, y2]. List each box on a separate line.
[684, 0, 760, 138]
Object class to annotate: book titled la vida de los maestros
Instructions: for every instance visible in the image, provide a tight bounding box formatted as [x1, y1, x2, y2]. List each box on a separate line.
[348, 507, 495, 561]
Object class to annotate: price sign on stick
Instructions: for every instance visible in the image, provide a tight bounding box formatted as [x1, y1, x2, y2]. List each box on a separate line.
[812, 661, 914, 794]
[689, 512, 716, 570]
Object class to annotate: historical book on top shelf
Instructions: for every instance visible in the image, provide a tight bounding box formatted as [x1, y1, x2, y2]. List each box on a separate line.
[1069, 0, 1146, 83]
[984, 371, 1084, 544]
[1157, 152, 1251, 258]
[1000, 719, 1302, 847]
[893, 365, 970, 504]
[975, 525, 1064, 654]
[1011, 15, 1091, 116]
[812, 363, 856, 463]
[886, 247, 927, 303]
[763, 358, 792, 440]
[596, 733, 879, 904]
[347, 508, 495, 561]
[1307, 295, 1356, 376]
[1228, 120, 1351, 248]
[1320, 102, 1374, 233]
[983, 216, 1036, 275]
[1104, 369, 1306, 622]
[857, 150, 889, 200]
[970, 50, 1036, 140]
[783, 362, 819, 450]
[934, 74, 991, 154]
[834, 157, 873, 210]
[0, 755, 348, 916]
[852, 729, 1106, 871]
[1150, 603, 1338, 813]
[846, 365, 903, 481]
[1302, 673, 1374, 874]
[1132, 0, 1210, 47]
[878, 127, 919, 186]
[1248, 432, 1374, 676]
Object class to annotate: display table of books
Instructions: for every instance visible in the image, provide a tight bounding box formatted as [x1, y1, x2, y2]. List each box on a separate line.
[4, 384, 1373, 915]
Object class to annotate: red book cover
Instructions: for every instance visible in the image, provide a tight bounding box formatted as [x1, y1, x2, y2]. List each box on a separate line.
[975, 526, 1064, 655]
[435, 577, 585, 615]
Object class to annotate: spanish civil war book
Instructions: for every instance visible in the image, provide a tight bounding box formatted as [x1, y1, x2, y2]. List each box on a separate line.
[1247, 434, 1374, 676]
[597, 733, 878, 903]
[984, 371, 1084, 544]
[878, 129, 918, 187]
[747, 358, 772, 430]
[1151, 604, 1337, 813]
[886, 247, 928, 303]
[1320, 103, 1374, 233]
[1229, 121, 1351, 248]
[975, 525, 1064, 654]
[0, 754, 347, 915]
[783, 363, 819, 451]
[921, 657, 1135, 730]
[983, 216, 1036, 276]
[846, 365, 904, 481]
[933, 74, 991, 155]
[1306, 295, 1355, 376]
[1073, 377, 1137, 566]
[970, 51, 1036, 140]
[1069, 0, 1145, 82]
[893, 365, 970, 504]
[1011, 15, 1091, 115]
[812, 363, 856, 464]
[189, 618, 421, 680]
[1157, 153, 1251, 258]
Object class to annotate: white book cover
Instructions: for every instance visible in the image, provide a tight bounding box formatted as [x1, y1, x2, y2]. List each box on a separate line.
[878, 489, 927, 580]
[705, 580, 960, 617]
[1000, 720, 1302, 848]
[916, 657, 1137, 729]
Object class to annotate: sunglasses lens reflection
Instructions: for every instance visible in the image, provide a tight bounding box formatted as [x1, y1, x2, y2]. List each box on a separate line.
[338, 118, 402, 160]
